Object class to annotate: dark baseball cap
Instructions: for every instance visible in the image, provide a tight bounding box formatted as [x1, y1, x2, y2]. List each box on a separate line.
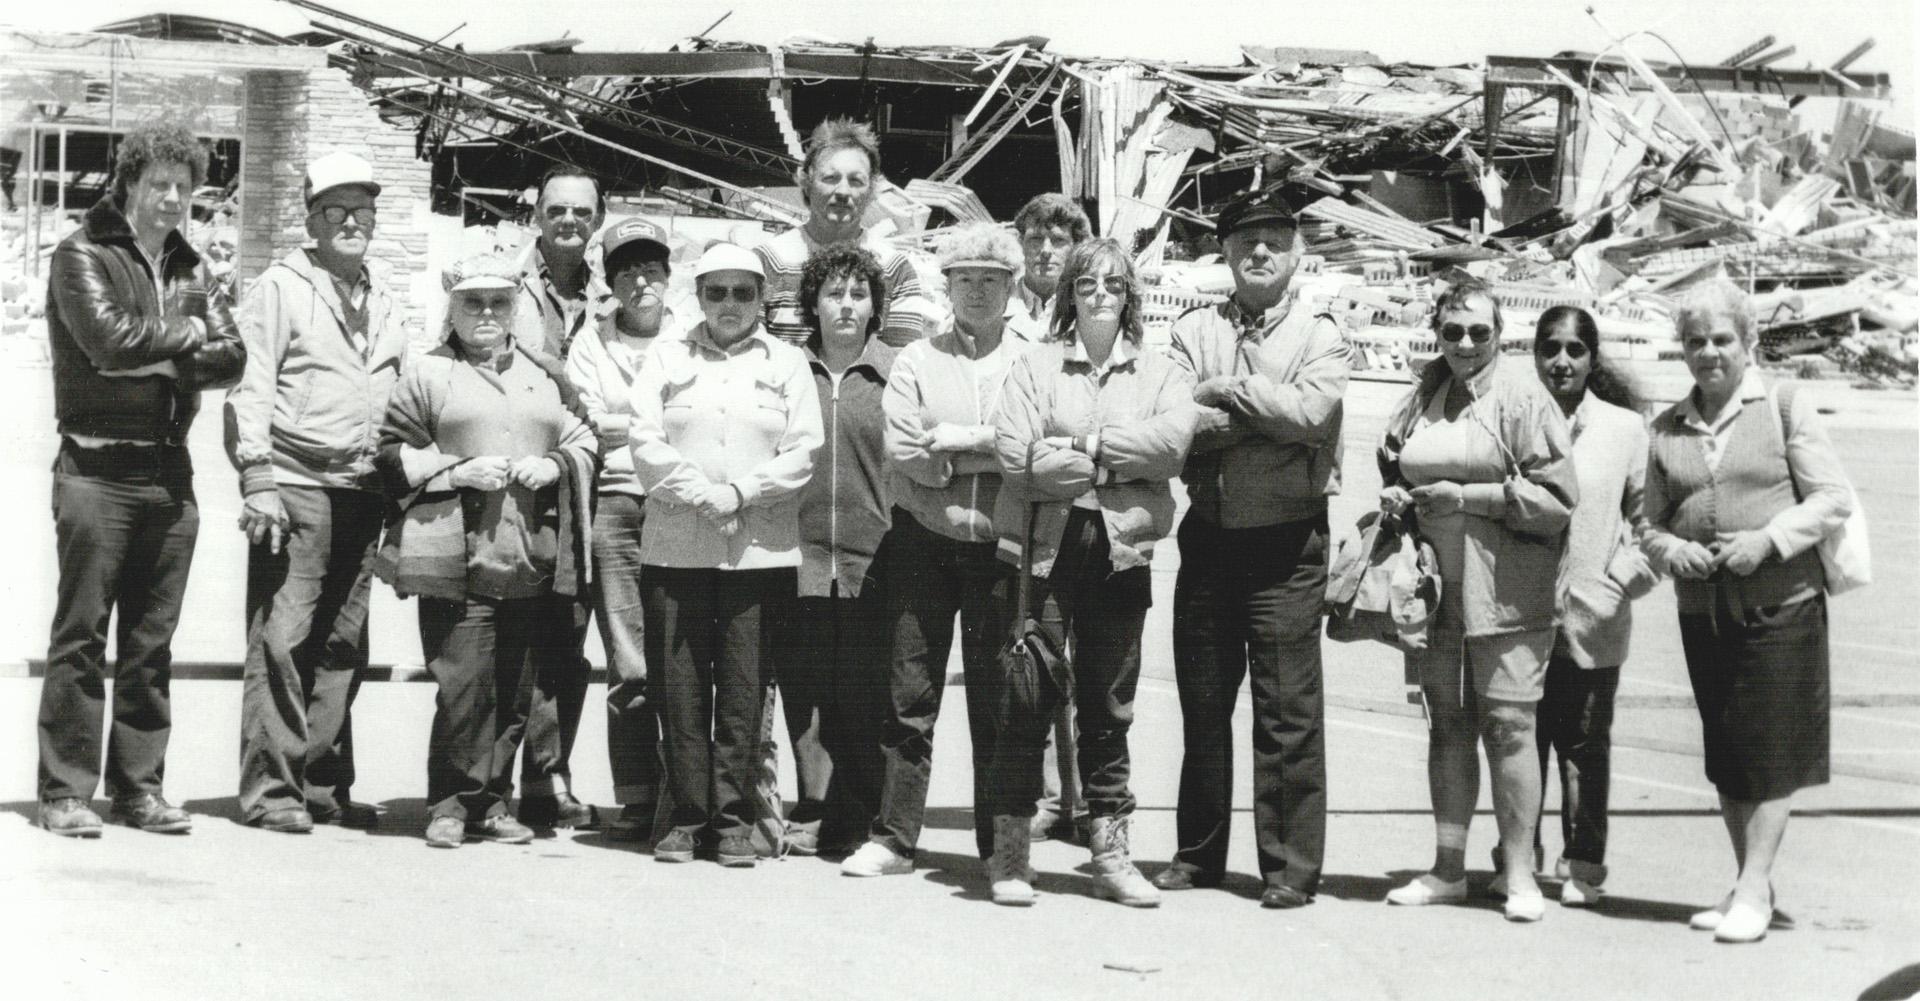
[603, 217, 671, 266]
[1215, 197, 1297, 238]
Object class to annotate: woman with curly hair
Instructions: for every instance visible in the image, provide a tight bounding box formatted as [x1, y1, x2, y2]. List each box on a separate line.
[1378, 279, 1578, 922]
[1525, 305, 1657, 908]
[769, 244, 896, 857]
[985, 238, 1197, 907]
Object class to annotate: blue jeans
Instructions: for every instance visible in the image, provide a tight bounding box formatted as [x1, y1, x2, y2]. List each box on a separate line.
[1536, 653, 1620, 880]
[592, 493, 659, 806]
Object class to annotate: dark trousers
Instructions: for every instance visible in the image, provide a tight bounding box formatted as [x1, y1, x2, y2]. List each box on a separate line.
[872, 512, 1008, 859]
[521, 593, 591, 800]
[771, 586, 888, 844]
[1535, 653, 1620, 878]
[644, 566, 788, 838]
[39, 443, 199, 803]
[238, 485, 381, 822]
[987, 508, 1151, 821]
[592, 493, 659, 806]
[1169, 514, 1329, 892]
[420, 594, 573, 821]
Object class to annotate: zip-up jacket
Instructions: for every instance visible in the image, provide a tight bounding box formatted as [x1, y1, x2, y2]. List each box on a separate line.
[798, 337, 896, 597]
[882, 318, 1029, 544]
[224, 248, 405, 495]
[49, 196, 245, 442]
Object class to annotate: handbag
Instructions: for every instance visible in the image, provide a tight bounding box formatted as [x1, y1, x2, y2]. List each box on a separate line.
[999, 444, 1071, 726]
[1325, 510, 1442, 652]
[1773, 384, 1871, 595]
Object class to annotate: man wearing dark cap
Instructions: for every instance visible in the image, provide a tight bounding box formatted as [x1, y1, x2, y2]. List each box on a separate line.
[1159, 196, 1349, 908]
[225, 150, 405, 832]
[554, 216, 681, 838]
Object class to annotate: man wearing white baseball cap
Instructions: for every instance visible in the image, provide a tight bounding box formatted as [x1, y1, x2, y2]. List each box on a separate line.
[224, 149, 404, 833]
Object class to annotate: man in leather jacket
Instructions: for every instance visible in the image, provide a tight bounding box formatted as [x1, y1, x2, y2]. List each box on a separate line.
[37, 122, 245, 838]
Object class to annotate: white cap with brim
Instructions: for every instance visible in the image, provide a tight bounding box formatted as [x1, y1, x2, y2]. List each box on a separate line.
[306, 151, 381, 204]
[443, 253, 522, 293]
[693, 242, 766, 280]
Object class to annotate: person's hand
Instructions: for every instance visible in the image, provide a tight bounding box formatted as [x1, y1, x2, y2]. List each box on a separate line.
[237, 490, 291, 555]
[450, 456, 511, 491]
[1713, 530, 1774, 577]
[1668, 541, 1717, 580]
[927, 422, 978, 453]
[100, 359, 180, 380]
[1193, 375, 1237, 408]
[697, 483, 742, 523]
[1379, 485, 1414, 518]
[509, 456, 561, 490]
[1041, 435, 1075, 450]
[593, 413, 630, 449]
[1410, 481, 1465, 518]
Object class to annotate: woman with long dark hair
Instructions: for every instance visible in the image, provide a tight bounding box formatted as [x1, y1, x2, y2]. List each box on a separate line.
[1526, 305, 1657, 907]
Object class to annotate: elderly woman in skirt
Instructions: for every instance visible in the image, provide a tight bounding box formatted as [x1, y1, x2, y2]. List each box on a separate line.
[1641, 279, 1852, 943]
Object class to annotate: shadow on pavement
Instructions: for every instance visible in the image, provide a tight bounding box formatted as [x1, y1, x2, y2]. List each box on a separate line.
[1859, 963, 1920, 1001]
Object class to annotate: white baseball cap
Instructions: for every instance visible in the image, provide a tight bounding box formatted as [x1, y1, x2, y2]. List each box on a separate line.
[306, 151, 381, 205]
[692, 242, 766, 280]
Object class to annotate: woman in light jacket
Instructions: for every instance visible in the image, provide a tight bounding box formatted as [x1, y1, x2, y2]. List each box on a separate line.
[1642, 279, 1851, 943]
[840, 223, 1030, 878]
[772, 244, 896, 858]
[627, 243, 823, 869]
[375, 253, 599, 850]
[985, 237, 1197, 907]
[1378, 278, 1577, 922]
[1530, 305, 1657, 907]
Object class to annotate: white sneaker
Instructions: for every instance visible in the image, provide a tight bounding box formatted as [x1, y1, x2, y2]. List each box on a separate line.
[839, 841, 912, 877]
[1504, 890, 1547, 922]
[1690, 893, 1733, 931]
[1386, 873, 1468, 906]
[1560, 877, 1604, 907]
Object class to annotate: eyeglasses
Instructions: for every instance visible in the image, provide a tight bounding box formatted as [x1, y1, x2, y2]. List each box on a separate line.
[1072, 274, 1128, 297]
[1438, 323, 1495, 344]
[455, 293, 516, 316]
[701, 284, 760, 304]
[543, 205, 596, 221]
[312, 206, 377, 226]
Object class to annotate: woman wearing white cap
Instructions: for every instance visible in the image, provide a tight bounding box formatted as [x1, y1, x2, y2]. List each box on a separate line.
[375, 253, 599, 849]
[628, 243, 824, 867]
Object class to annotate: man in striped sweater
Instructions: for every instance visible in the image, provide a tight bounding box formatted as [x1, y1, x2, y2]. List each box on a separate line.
[755, 118, 930, 348]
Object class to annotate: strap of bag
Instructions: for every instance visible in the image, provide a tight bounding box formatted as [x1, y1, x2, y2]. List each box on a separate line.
[1013, 442, 1038, 633]
[1770, 381, 1807, 504]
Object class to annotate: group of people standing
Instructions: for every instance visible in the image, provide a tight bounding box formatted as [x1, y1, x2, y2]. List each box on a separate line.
[35, 118, 1853, 944]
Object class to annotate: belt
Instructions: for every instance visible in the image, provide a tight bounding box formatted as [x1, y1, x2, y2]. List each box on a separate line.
[59, 438, 191, 481]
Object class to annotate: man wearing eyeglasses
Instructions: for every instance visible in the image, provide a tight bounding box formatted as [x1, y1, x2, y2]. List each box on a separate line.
[1160, 195, 1350, 909]
[518, 166, 604, 360]
[224, 151, 405, 833]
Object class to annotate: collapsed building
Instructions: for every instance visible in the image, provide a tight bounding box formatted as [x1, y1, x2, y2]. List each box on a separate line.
[2, 4, 1913, 395]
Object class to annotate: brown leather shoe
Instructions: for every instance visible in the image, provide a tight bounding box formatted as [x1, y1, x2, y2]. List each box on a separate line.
[1152, 863, 1224, 891]
[1261, 884, 1314, 909]
[110, 794, 191, 834]
[254, 808, 314, 834]
[313, 801, 380, 829]
[40, 797, 103, 838]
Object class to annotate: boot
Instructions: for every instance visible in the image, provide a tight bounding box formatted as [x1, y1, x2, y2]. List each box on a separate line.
[987, 815, 1036, 906]
[1089, 815, 1160, 908]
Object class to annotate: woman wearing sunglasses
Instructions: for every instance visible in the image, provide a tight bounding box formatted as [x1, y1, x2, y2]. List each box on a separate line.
[985, 238, 1197, 907]
[374, 253, 599, 849]
[627, 243, 824, 867]
[1377, 278, 1577, 921]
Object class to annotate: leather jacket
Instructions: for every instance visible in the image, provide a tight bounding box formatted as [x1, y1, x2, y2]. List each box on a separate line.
[49, 196, 245, 443]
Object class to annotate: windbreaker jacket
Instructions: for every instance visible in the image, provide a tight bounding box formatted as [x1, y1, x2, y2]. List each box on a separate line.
[49, 196, 245, 442]
[883, 319, 1029, 544]
[798, 337, 897, 598]
[224, 248, 405, 495]
[1168, 295, 1349, 528]
[565, 298, 684, 497]
[993, 334, 1197, 577]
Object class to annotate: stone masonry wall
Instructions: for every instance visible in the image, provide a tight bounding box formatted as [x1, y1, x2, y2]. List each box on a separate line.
[239, 66, 434, 343]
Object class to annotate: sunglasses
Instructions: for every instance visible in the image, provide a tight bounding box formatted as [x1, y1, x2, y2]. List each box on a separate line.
[312, 206, 376, 226]
[455, 293, 516, 316]
[701, 284, 760, 304]
[1073, 274, 1128, 297]
[543, 205, 596, 220]
[1438, 323, 1496, 344]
